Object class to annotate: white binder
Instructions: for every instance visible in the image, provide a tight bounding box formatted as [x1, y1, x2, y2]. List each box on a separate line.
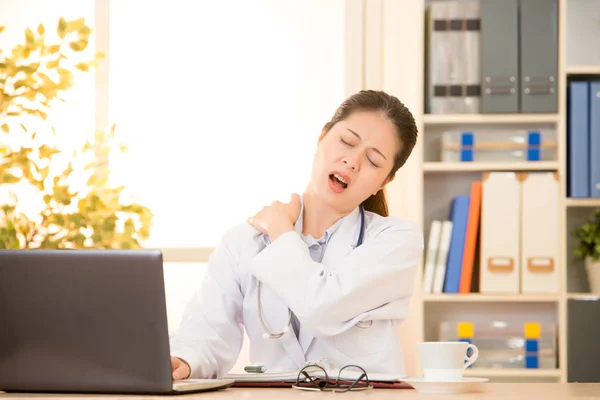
[432, 221, 453, 294]
[423, 220, 442, 293]
[520, 172, 560, 293]
[480, 172, 521, 293]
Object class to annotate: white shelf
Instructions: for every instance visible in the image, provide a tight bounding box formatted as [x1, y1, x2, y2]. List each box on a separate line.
[567, 293, 600, 300]
[565, 198, 600, 207]
[464, 368, 562, 378]
[423, 114, 560, 125]
[423, 293, 560, 302]
[423, 161, 560, 172]
[567, 65, 600, 75]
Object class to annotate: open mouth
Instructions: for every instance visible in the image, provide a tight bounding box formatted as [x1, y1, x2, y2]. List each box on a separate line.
[329, 173, 348, 189]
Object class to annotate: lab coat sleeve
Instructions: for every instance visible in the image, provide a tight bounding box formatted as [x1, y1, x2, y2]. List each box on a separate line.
[169, 231, 244, 379]
[248, 218, 423, 337]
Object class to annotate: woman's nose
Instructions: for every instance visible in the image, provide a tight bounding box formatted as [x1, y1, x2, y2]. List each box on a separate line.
[342, 155, 360, 171]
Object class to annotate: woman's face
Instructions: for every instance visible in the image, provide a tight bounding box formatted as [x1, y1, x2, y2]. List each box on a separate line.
[309, 110, 400, 213]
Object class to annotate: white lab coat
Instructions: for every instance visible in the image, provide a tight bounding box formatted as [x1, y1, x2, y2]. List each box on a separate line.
[169, 204, 423, 379]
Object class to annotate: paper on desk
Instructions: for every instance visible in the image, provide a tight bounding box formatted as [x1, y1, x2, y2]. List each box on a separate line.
[225, 367, 405, 383]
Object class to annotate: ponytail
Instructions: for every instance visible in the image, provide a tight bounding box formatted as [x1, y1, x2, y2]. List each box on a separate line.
[361, 189, 388, 217]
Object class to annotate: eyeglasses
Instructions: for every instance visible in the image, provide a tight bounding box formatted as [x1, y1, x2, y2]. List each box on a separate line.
[292, 364, 373, 393]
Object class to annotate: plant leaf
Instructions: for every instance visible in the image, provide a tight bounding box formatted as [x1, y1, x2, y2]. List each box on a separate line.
[47, 44, 61, 54]
[78, 26, 91, 36]
[25, 28, 35, 45]
[1, 172, 20, 184]
[57, 17, 67, 39]
[69, 39, 88, 52]
[74, 62, 89, 72]
[46, 59, 60, 69]
[68, 18, 86, 32]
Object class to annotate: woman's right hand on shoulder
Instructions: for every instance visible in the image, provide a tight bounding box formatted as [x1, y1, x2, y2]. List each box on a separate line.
[171, 356, 191, 380]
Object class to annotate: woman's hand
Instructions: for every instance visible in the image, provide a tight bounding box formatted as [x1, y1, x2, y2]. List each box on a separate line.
[171, 356, 191, 380]
[248, 194, 301, 242]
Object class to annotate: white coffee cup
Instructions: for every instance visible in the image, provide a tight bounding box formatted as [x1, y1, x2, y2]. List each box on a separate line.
[417, 341, 479, 382]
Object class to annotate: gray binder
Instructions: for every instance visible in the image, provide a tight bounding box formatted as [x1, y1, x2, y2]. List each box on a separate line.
[480, 0, 519, 113]
[519, 0, 558, 113]
[567, 298, 600, 382]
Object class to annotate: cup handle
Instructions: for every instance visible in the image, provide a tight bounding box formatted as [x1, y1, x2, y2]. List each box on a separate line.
[463, 344, 479, 369]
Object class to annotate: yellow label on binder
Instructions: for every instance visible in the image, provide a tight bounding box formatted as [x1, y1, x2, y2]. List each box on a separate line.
[525, 322, 541, 338]
[458, 322, 474, 338]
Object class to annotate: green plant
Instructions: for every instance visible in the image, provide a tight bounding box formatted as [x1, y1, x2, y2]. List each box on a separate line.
[572, 208, 600, 261]
[0, 17, 153, 249]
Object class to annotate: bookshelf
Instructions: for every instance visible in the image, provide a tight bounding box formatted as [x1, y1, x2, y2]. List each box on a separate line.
[423, 114, 561, 125]
[423, 161, 560, 172]
[410, 0, 600, 385]
[565, 198, 600, 207]
[423, 294, 560, 303]
[356, 0, 599, 385]
[567, 66, 600, 75]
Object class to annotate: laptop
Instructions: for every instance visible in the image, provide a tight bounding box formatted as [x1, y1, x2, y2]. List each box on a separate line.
[0, 249, 234, 395]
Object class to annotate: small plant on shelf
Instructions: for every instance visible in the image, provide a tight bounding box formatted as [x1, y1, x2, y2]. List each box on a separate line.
[572, 208, 600, 294]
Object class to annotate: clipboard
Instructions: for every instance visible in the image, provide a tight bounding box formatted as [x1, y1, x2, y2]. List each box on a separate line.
[225, 369, 413, 389]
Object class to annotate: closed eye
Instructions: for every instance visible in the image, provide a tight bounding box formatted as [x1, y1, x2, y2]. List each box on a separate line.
[342, 138, 380, 167]
[367, 158, 380, 167]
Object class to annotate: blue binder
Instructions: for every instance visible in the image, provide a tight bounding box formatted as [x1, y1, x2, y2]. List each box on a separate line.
[590, 82, 600, 198]
[443, 196, 470, 293]
[567, 81, 590, 198]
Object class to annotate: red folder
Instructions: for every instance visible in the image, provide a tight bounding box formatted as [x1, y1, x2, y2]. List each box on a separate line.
[231, 379, 413, 389]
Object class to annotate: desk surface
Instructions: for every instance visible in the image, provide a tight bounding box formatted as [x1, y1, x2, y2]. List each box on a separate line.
[1, 384, 600, 399]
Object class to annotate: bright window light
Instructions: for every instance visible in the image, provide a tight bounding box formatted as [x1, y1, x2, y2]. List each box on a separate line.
[108, 1, 347, 248]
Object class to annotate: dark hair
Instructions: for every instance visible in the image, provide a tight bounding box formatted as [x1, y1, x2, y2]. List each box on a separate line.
[320, 90, 418, 217]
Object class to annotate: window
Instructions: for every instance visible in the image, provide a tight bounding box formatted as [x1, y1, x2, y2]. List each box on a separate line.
[107, 1, 347, 249]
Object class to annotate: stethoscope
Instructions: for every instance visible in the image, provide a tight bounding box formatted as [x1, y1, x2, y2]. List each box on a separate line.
[257, 205, 366, 339]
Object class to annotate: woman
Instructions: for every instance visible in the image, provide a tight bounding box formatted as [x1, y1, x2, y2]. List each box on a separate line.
[169, 90, 423, 380]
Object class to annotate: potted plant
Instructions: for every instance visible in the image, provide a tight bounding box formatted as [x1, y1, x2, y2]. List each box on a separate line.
[572, 208, 600, 294]
[0, 17, 153, 249]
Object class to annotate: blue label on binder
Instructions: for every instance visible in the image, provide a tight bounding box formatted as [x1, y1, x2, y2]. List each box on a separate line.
[460, 132, 474, 162]
[461, 133, 474, 146]
[527, 131, 541, 161]
[525, 355, 539, 368]
[528, 131, 541, 145]
[525, 339, 539, 352]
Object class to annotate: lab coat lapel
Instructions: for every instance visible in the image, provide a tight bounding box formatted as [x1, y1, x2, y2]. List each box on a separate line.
[298, 206, 362, 353]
